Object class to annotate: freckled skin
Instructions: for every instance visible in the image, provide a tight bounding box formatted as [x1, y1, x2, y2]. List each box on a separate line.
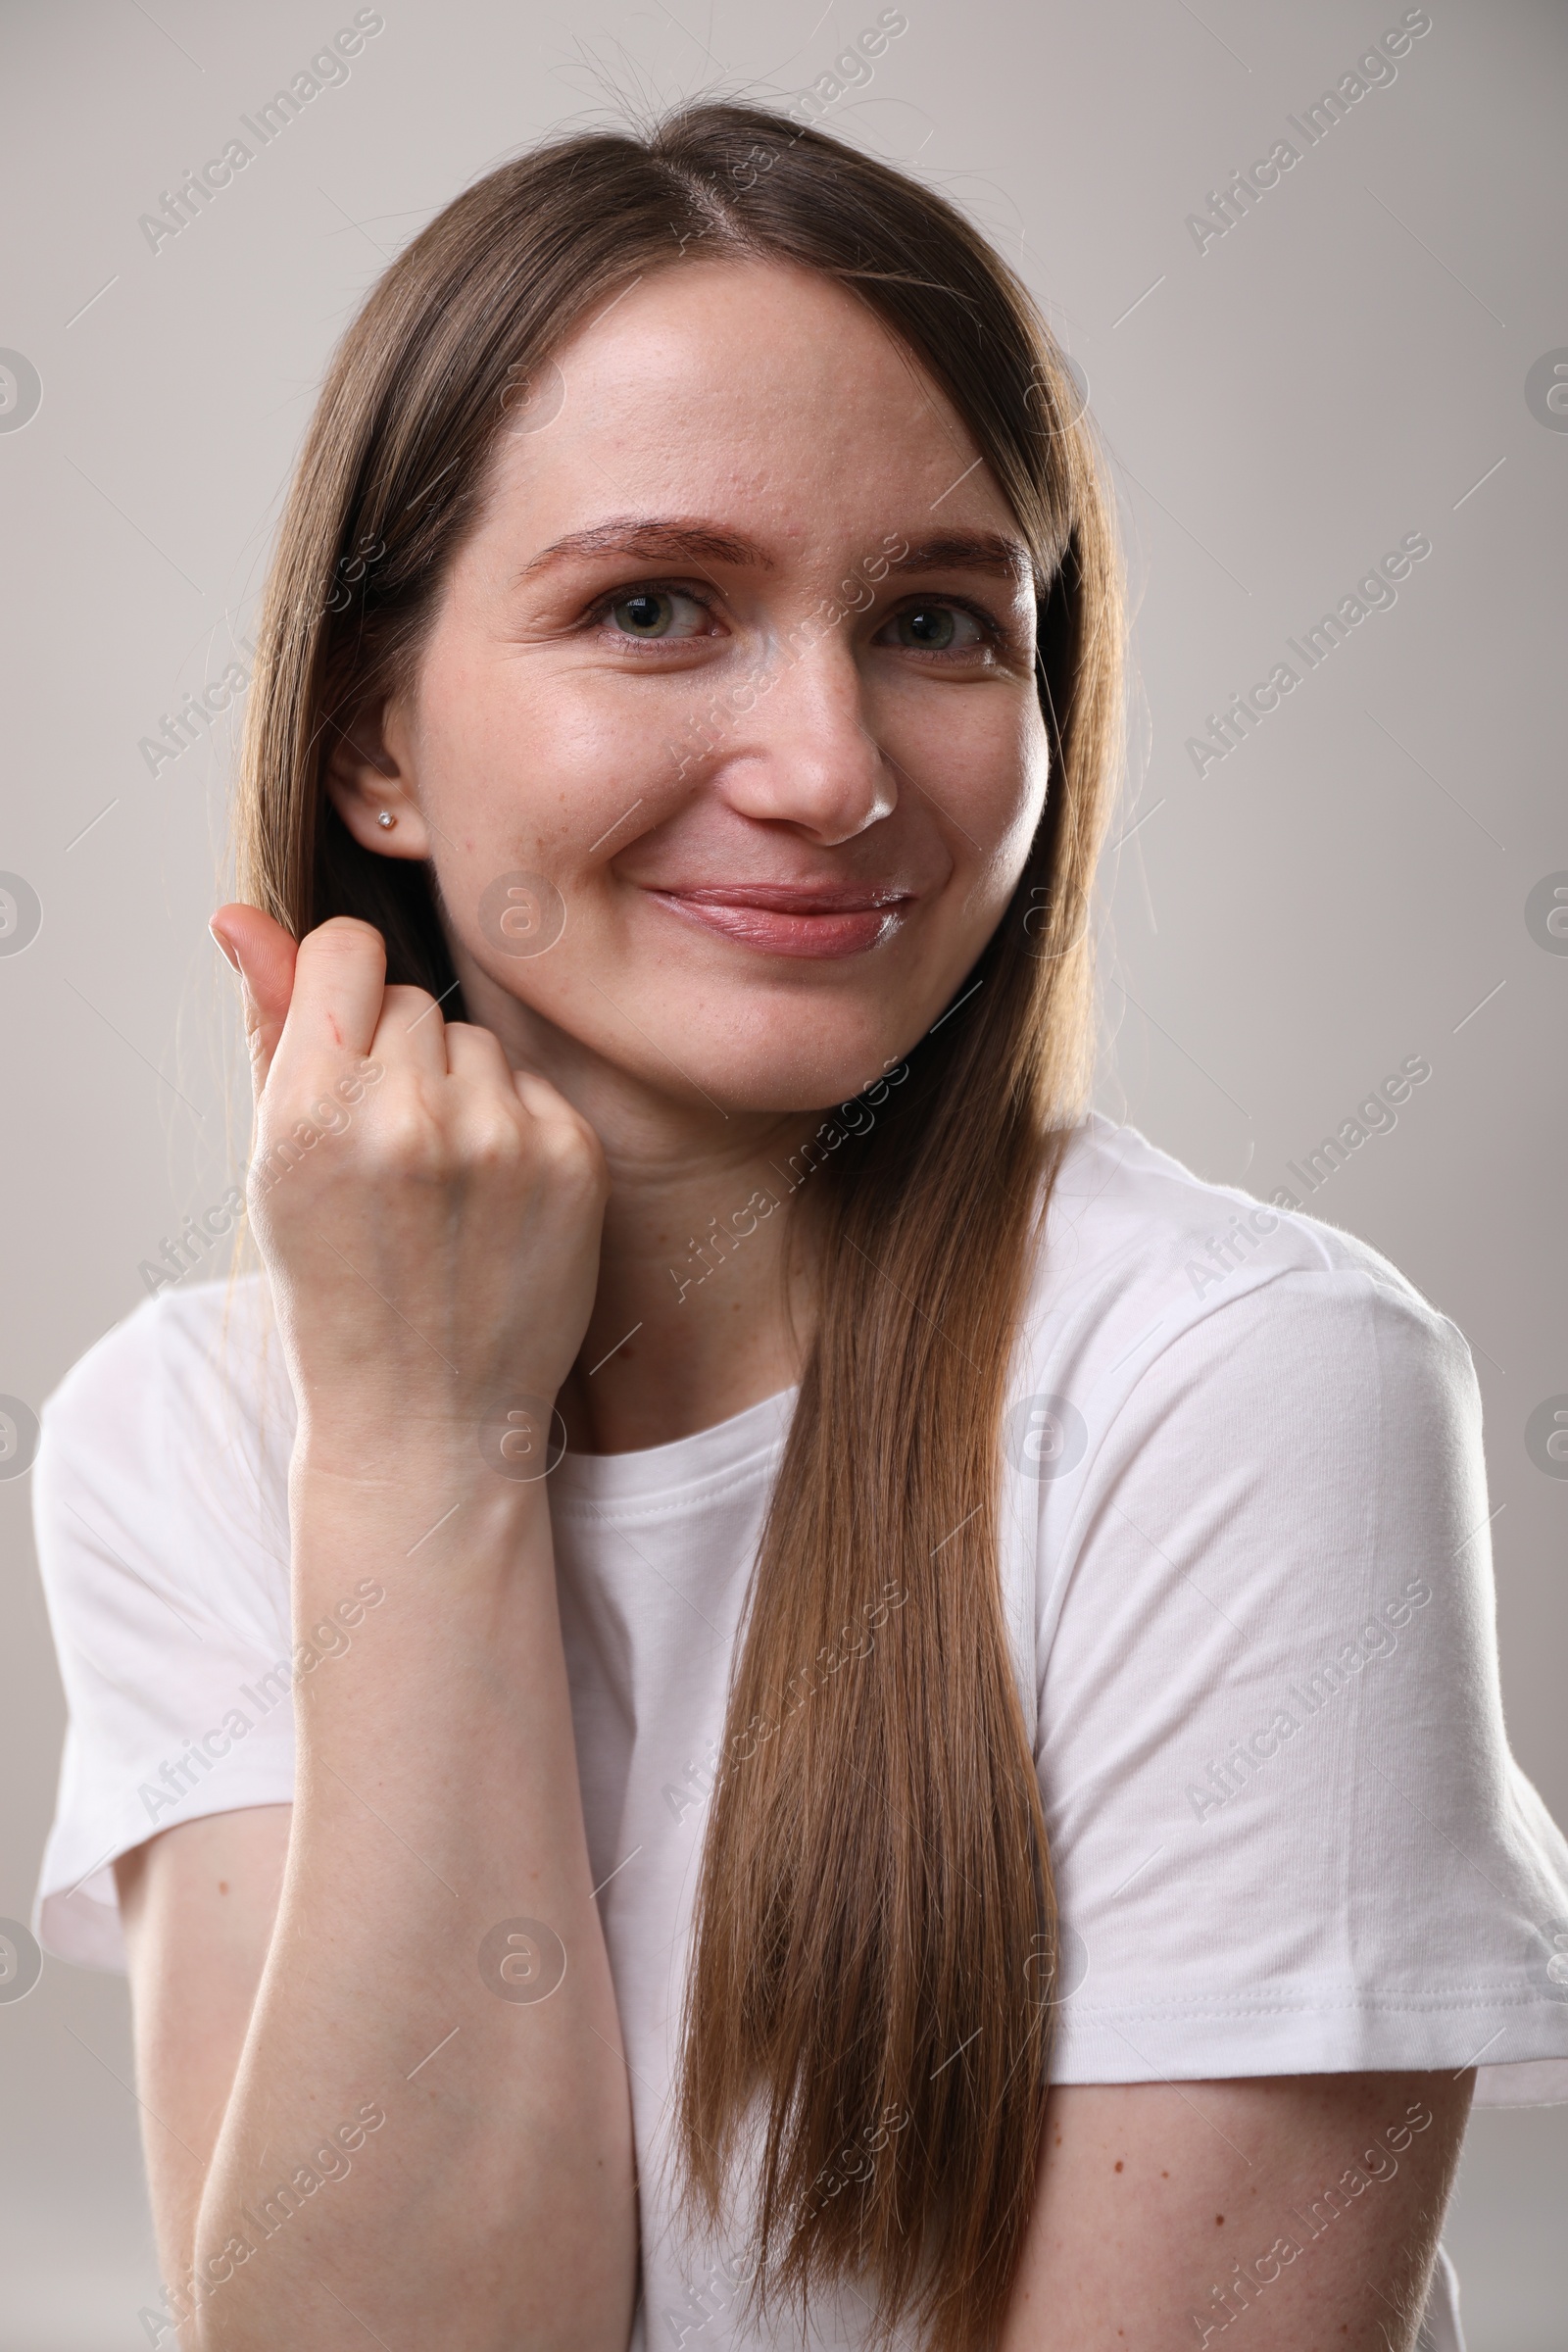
[336, 260, 1049, 1126]
[1004, 2073, 1471, 2347]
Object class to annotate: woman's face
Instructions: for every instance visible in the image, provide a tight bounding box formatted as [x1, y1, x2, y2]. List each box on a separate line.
[334, 258, 1051, 1116]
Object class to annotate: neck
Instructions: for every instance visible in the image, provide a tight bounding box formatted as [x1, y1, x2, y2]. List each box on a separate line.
[563, 1112, 821, 1454]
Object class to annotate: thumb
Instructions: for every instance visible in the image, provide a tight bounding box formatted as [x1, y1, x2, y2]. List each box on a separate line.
[210, 904, 299, 1094]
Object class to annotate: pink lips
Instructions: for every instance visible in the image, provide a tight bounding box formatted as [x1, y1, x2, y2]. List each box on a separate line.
[646, 882, 912, 959]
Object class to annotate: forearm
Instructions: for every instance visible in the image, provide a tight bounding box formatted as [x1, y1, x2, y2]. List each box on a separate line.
[184, 1458, 636, 2350]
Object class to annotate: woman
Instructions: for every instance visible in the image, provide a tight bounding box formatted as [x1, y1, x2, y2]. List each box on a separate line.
[31, 100, 1568, 2351]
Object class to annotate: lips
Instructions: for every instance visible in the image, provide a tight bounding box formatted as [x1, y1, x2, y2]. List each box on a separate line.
[645, 882, 912, 959]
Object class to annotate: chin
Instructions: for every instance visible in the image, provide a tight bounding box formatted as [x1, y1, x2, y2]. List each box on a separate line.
[656, 1012, 907, 1119]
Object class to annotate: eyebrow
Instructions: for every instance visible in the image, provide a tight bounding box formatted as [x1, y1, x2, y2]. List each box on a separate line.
[883, 531, 1036, 588]
[514, 516, 1037, 591]
[515, 518, 775, 582]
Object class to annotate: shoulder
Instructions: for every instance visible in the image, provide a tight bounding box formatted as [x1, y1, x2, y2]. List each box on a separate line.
[1023, 1114, 1474, 1425]
[36, 1271, 294, 1595]
[1015, 1133, 1568, 2104]
[1011, 1119, 1491, 1728]
[42, 1269, 285, 1446]
[32, 1274, 299, 1969]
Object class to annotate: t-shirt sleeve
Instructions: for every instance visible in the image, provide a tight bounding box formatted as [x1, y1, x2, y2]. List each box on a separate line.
[1029, 1260, 1568, 2107]
[30, 1282, 301, 1972]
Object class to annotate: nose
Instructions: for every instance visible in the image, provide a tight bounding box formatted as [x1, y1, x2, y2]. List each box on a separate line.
[710, 631, 897, 847]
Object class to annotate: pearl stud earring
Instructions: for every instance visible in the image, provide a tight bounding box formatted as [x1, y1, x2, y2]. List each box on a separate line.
[375, 809, 397, 830]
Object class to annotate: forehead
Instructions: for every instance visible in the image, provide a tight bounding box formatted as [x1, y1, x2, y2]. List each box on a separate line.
[472, 257, 1014, 552]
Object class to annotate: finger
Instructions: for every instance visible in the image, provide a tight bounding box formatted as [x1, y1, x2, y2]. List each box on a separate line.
[369, 985, 459, 1082]
[439, 1019, 576, 1127]
[272, 916, 389, 1076]
[443, 1021, 569, 1128]
[442, 1020, 524, 1092]
[211, 905, 298, 1096]
[510, 1063, 574, 1124]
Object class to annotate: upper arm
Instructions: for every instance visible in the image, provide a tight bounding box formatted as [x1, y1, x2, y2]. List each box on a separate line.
[1025, 1263, 1568, 2107]
[115, 1805, 292, 2280]
[1002, 2068, 1474, 2348]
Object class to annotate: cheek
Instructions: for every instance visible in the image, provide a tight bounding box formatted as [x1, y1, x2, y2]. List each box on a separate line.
[992, 750, 1051, 872]
[872, 689, 1048, 993]
[926, 703, 1050, 888]
[416, 655, 703, 945]
[409, 617, 1050, 1113]
[880, 656, 1047, 800]
[426, 657, 682, 842]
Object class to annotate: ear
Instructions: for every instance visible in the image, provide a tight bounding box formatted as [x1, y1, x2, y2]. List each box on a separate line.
[322, 699, 433, 860]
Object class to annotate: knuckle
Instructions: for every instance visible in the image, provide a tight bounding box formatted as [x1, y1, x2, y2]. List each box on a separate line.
[382, 983, 436, 1024]
[362, 1094, 447, 1179]
[462, 1108, 526, 1174]
[544, 1116, 607, 1196]
[306, 914, 384, 956]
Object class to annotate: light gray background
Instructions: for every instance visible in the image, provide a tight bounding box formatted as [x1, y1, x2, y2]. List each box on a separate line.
[1, 1, 1563, 2343]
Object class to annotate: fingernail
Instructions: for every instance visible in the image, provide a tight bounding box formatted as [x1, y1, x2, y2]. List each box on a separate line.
[209, 919, 240, 972]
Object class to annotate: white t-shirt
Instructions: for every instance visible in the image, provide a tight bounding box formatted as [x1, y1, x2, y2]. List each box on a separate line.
[30, 1114, 1568, 2350]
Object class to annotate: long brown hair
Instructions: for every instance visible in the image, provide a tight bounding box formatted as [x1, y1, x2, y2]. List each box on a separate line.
[236, 99, 1122, 2350]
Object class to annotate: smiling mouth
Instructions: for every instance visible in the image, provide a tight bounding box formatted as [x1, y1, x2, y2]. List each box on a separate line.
[645, 882, 913, 959]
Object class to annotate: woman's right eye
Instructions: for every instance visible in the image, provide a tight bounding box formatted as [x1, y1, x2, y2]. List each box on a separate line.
[604, 588, 711, 640]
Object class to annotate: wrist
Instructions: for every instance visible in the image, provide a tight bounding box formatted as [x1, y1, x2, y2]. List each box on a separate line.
[290, 1390, 566, 1491]
[287, 1440, 557, 1582]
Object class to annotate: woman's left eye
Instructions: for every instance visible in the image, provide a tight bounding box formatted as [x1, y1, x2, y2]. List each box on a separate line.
[604, 588, 711, 640]
[876, 602, 991, 654]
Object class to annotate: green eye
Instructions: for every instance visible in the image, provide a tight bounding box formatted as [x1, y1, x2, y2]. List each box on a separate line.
[609, 589, 707, 639]
[887, 604, 985, 651]
[612, 592, 670, 636]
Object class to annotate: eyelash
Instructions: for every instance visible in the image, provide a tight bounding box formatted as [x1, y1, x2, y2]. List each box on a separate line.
[882, 593, 1008, 658]
[580, 578, 719, 650]
[579, 578, 1011, 659]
